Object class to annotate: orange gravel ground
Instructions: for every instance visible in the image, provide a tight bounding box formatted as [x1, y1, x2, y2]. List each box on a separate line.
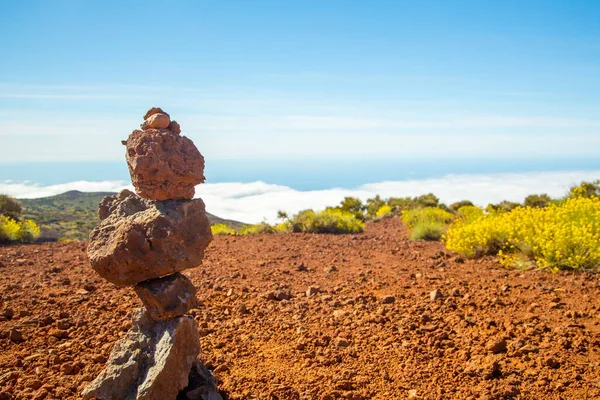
[0, 217, 599, 399]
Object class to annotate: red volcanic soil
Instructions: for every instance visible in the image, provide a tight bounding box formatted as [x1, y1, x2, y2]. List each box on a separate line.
[0, 217, 599, 400]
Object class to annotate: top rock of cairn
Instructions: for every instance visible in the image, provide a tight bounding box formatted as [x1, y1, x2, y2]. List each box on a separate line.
[123, 107, 204, 200]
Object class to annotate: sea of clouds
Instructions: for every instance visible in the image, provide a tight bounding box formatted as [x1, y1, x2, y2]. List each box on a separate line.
[2, 170, 599, 224]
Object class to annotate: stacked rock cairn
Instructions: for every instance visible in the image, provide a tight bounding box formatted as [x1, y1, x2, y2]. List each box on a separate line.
[82, 108, 222, 400]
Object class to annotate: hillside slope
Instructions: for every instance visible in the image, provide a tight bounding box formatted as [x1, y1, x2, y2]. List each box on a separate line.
[20, 190, 245, 241]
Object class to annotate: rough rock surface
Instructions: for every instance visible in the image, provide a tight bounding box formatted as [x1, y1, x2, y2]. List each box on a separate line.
[82, 308, 200, 400]
[88, 190, 212, 286]
[135, 273, 198, 321]
[124, 129, 205, 200]
[98, 189, 151, 220]
[169, 120, 181, 134]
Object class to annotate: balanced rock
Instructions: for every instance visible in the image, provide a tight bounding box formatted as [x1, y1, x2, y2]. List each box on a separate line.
[135, 273, 198, 321]
[88, 189, 212, 286]
[124, 128, 205, 200]
[144, 107, 169, 120]
[82, 309, 200, 400]
[142, 113, 171, 130]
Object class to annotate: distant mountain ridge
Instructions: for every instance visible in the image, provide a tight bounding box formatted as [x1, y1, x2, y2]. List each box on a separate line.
[20, 190, 245, 241]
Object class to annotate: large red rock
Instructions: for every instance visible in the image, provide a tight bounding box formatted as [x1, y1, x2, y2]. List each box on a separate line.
[87, 190, 212, 286]
[124, 129, 205, 200]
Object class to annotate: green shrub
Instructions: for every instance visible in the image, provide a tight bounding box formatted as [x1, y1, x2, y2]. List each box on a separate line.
[410, 221, 446, 241]
[401, 207, 454, 229]
[211, 223, 236, 236]
[450, 200, 474, 212]
[386, 193, 440, 213]
[524, 193, 552, 208]
[386, 197, 413, 212]
[0, 195, 23, 221]
[290, 209, 315, 232]
[290, 208, 364, 234]
[414, 193, 440, 208]
[486, 200, 521, 214]
[340, 196, 364, 214]
[366, 195, 386, 217]
[401, 207, 454, 242]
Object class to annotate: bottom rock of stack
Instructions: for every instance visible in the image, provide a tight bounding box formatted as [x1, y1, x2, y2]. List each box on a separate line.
[82, 308, 201, 400]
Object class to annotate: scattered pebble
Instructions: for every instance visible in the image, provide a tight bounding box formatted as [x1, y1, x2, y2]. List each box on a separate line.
[306, 286, 320, 297]
[381, 295, 395, 304]
[430, 289, 443, 301]
[8, 328, 23, 342]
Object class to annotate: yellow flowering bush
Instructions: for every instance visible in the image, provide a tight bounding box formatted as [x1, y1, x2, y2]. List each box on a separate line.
[456, 205, 485, 223]
[238, 223, 276, 235]
[401, 207, 454, 229]
[375, 204, 392, 217]
[213, 222, 281, 235]
[17, 219, 41, 242]
[443, 211, 510, 258]
[0, 215, 21, 242]
[0, 216, 41, 243]
[569, 180, 600, 198]
[275, 221, 292, 233]
[444, 196, 600, 272]
[290, 208, 364, 234]
[211, 223, 236, 236]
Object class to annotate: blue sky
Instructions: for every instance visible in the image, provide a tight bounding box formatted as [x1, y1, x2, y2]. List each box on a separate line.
[1, 0, 599, 162]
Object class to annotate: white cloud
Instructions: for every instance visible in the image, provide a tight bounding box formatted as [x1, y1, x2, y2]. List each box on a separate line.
[196, 170, 600, 223]
[0, 180, 131, 199]
[3, 170, 599, 224]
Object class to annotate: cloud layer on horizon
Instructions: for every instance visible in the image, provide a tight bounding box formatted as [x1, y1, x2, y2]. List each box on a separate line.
[2, 170, 599, 224]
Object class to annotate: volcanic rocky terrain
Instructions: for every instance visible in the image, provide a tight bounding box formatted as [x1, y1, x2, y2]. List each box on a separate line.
[0, 217, 599, 399]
